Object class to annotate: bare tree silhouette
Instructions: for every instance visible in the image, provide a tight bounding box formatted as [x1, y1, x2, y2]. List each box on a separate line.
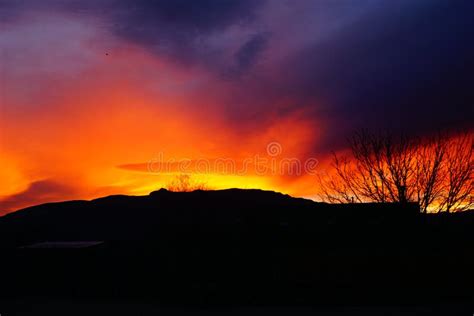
[318, 130, 473, 212]
[413, 134, 446, 212]
[440, 133, 474, 212]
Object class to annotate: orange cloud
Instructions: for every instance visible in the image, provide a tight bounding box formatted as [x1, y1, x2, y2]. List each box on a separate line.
[0, 21, 323, 215]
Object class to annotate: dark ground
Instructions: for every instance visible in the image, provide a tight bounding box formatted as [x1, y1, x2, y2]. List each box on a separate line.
[1, 189, 473, 315]
[1, 299, 471, 316]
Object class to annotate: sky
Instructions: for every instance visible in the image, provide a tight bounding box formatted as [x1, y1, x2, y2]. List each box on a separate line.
[1, 0, 473, 214]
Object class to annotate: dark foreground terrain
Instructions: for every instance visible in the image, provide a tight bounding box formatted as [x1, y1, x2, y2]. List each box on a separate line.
[1, 189, 473, 315]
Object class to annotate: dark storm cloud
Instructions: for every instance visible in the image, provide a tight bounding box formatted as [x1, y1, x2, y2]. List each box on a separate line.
[221, 31, 270, 78]
[235, 32, 269, 70]
[0, 0, 264, 66]
[113, 0, 259, 33]
[108, 0, 264, 65]
[282, 0, 474, 147]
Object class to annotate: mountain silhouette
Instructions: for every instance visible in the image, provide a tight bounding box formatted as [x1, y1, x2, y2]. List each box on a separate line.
[0, 188, 420, 248]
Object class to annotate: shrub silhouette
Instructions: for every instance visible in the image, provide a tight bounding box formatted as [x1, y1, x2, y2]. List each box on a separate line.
[166, 174, 208, 192]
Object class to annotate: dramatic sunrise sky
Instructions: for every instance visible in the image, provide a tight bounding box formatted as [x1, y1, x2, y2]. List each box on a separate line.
[1, 0, 473, 214]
